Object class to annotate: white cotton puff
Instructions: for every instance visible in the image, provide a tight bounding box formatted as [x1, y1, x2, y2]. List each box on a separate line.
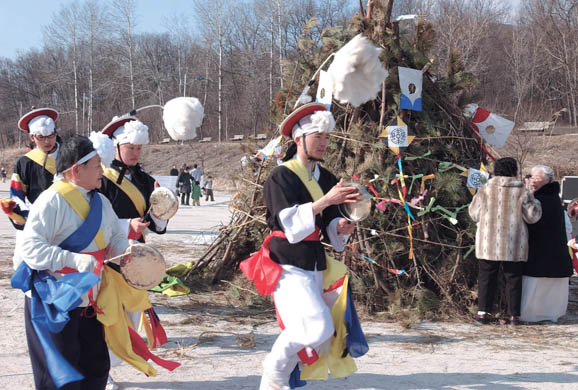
[310, 111, 335, 133]
[29, 115, 56, 136]
[463, 103, 479, 119]
[327, 34, 389, 108]
[113, 120, 149, 145]
[291, 110, 336, 139]
[162, 97, 204, 141]
[89, 132, 115, 168]
[296, 93, 313, 106]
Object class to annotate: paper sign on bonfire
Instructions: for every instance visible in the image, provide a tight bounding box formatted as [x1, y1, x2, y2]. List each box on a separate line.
[461, 163, 489, 195]
[464, 104, 514, 148]
[399, 67, 423, 112]
[378, 117, 415, 154]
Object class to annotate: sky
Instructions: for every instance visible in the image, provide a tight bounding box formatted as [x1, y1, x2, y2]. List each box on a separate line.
[0, 0, 196, 59]
[0, 0, 522, 60]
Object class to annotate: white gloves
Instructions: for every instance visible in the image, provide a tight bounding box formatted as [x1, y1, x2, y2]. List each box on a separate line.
[68, 254, 99, 274]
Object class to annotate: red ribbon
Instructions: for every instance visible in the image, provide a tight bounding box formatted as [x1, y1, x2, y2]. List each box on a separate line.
[56, 249, 106, 316]
[146, 308, 168, 348]
[128, 327, 180, 372]
[240, 228, 320, 296]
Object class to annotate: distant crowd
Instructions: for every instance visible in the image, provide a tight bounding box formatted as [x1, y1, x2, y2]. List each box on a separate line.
[170, 163, 214, 206]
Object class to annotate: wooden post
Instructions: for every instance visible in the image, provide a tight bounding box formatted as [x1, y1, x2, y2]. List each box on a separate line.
[365, 0, 373, 20]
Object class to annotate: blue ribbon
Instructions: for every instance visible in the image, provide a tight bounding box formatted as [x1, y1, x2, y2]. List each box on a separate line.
[11, 263, 99, 388]
[345, 287, 369, 358]
[289, 364, 307, 389]
[59, 191, 102, 252]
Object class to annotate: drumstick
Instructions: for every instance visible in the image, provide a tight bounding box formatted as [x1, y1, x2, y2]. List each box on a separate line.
[104, 246, 132, 264]
[141, 206, 152, 222]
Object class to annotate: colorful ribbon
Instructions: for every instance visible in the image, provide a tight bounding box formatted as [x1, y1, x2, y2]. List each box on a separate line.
[348, 245, 376, 264]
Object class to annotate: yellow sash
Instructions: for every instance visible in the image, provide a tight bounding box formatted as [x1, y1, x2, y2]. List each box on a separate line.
[283, 159, 324, 204]
[25, 148, 56, 175]
[282, 159, 357, 380]
[97, 266, 156, 376]
[103, 167, 147, 217]
[50, 180, 106, 250]
[300, 259, 357, 380]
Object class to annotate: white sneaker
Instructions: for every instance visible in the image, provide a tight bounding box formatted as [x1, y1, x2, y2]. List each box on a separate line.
[259, 370, 289, 390]
[106, 376, 120, 390]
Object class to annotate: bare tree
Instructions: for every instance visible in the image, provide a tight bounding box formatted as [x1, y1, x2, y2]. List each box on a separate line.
[44, 2, 82, 133]
[193, 0, 233, 143]
[111, 0, 138, 109]
[80, 0, 110, 134]
[524, 0, 578, 126]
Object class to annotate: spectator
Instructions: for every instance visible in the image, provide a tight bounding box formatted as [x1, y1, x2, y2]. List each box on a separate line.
[469, 157, 542, 325]
[1, 166, 6, 183]
[191, 180, 201, 206]
[178, 166, 192, 206]
[203, 175, 214, 202]
[169, 164, 178, 176]
[191, 163, 202, 184]
[523, 174, 532, 190]
[522, 165, 573, 323]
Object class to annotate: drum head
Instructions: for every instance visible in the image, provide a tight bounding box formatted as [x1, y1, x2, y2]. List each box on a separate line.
[150, 187, 179, 220]
[338, 182, 372, 222]
[120, 244, 166, 290]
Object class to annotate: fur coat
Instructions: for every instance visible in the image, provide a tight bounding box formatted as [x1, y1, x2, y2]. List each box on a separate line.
[469, 176, 542, 261]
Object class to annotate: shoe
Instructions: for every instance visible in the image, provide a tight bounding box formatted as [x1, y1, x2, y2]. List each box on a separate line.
[259, 371, 289, 390]
[474, 313, 490, 324]
[106, 376, 119, 390]
[508, 316, 520, 326]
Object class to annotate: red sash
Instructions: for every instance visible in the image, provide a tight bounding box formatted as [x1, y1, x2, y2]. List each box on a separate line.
[56, 249, 106, 314]
[240, 228, 320, 296]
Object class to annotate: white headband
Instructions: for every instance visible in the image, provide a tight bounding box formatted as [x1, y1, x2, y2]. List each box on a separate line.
[29, 115, 56, 136]
[54, 132, 115, 180]
[291, 110, 336, 140]
[55, 151, 98, 180]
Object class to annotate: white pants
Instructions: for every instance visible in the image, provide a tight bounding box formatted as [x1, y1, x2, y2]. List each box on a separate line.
[520, 276, 569, 322]
[260, 265, 334, 389]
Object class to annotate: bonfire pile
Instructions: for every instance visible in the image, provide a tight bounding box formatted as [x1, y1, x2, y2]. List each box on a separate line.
[186, 1, 490, 318]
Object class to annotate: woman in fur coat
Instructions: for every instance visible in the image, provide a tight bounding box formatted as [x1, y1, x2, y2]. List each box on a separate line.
[469, 157, 542, 325]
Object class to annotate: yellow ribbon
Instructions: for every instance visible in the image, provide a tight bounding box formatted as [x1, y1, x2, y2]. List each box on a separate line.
[103, 168, 147, 217]
[25, 148, 56, 175]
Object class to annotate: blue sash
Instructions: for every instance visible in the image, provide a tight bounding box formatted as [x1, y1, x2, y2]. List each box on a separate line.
[59, 191, 102, 252]
[11, 264, 99, 387]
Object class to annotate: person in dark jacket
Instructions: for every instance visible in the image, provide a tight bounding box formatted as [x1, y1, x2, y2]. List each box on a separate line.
[178, 167, 192, 205]
[169, 165, 178, 176]
[522, 165, 573, 322]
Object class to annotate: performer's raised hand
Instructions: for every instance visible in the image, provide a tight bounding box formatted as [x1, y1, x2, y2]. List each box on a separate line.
[313, 179, 358, 215]
[130, 217, 150, 234]
[325, 179, 359, 205]
[337, 218, 355, 235]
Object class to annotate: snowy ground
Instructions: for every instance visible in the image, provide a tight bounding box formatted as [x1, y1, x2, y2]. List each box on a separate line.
[1, 181, 578, 389]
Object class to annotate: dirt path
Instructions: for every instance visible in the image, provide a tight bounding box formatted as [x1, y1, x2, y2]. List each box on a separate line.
[1, 183, 578, 389]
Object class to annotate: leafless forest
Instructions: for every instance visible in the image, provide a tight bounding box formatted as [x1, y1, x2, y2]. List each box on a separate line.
[0, 0, 576, 148]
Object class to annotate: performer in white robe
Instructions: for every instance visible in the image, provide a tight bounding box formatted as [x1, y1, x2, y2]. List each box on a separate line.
[14, 135, 128, 390]
[241, 103, 361, 390]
